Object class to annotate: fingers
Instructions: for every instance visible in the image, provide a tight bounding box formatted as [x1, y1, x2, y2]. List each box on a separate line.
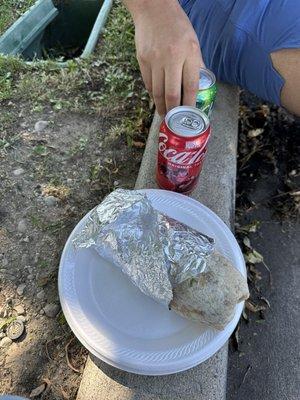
[182, 57, 200, 107]
[152, 67, 166, 115]
[138, 59, 153, 98]
[165, 64, 183, 112]
[138, 42, 205, 114]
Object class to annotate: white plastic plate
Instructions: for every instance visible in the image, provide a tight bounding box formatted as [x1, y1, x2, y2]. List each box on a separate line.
[58, 189, 246, 375]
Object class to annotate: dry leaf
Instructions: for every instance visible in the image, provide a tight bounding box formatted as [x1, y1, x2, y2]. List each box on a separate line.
[43, 378, 52, 386]
[245, 300, 266, 313]
[237, 220, 260, 234]
[30, 383, 46, 398]
[42, 184, 70, 200]
[235, 326, 239, 347]
[232, 326, 240, 351]
[290, 190, 300, 197]
[249, 265, 262, 281]
[60, 387, 69, 400]
[245, 249, 264, 264]
[261, 297, 271, 308]
[243, 237, 251, 248]
[259, 104, 270, 117]
[242, 308, 249, 321]
[248, 128, 264, 138]
[132, 141, 145, 148]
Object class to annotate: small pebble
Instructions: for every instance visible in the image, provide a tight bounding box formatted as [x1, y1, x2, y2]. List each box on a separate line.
[17, 315, 26, 322]
[14, 305, 25, 315]
[20, 122, 27, 128]
[39, 309, 45, 315]
[34, 120, 49, 133]
[25, 265, 33, 272]
[43, 196, 58, 206]
[0, 332, 5, 338]
[30, 383, 46, 398]
[13, 168, 25, 177]
[36, 290, 45, 300]
[17, 283, 26, 296]
[21, 254, 29, 265]
[1, 258, 8, 268]
[0, 337, 12, 348]
[27, 274, 34, 280]
[43, 303, 60, 318]
[17, 220, 27, 233]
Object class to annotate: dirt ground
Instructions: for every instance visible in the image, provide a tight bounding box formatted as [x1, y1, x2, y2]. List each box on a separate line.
[0, 109, 147, 398]
[1, 93, 298, 399]
[1, 2, 299, 399]
[228, 91, 300, 399]
[0, 2, 150, 399]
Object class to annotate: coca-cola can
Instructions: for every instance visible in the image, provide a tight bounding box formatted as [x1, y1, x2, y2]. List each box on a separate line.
[156, 106, 211, 194]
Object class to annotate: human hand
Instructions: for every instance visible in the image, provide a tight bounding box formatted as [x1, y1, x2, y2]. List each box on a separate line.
[126, 0, 204, 115]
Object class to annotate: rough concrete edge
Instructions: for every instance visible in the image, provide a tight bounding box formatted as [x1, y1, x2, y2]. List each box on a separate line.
[76, 83, 239, 400]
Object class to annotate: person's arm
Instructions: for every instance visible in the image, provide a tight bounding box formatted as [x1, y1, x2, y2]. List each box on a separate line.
[123, 0, 204, 115]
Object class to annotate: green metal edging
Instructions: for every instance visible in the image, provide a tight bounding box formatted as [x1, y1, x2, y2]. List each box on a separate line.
[81, 0, 113, 58]
[0, 0, 113, 67]
[0, 0, 58, 55]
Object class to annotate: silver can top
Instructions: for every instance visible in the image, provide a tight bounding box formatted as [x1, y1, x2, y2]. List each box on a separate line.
[166, 106, 209, 137]
[199, 68, 216, 90]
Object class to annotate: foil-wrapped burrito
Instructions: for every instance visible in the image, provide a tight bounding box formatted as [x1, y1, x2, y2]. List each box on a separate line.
[73, 189, 249, 330]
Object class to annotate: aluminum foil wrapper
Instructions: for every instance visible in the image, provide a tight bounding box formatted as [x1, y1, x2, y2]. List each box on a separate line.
[73, 189, 215, 307]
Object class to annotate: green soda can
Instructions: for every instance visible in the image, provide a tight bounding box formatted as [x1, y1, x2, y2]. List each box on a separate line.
[196, 68, 217, 117]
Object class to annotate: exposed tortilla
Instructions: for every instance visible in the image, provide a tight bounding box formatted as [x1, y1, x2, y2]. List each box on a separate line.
[170, 252, 249, 330]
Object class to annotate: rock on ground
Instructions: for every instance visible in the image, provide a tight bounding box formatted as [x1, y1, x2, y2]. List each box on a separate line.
[43, 196, 59, 206]
[34, 120, 49, 133]
[13, 168, 25, 176]
[36, 290, 45, 300]
[43, 303, 60, 318]
[14, 305, 25, 315]
[0, 337, 13, 348]
[16, 284, 26, 296]
[17, 220, 27, 234]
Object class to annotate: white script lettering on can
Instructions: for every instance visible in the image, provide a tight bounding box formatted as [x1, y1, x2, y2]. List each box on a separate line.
[159, 132, 204, 165]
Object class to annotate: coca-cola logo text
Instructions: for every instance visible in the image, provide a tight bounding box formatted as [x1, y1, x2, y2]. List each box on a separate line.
[159, 132, 206, 166]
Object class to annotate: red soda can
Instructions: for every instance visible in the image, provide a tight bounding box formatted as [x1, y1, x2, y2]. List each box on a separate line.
[156, 106, 211, 194]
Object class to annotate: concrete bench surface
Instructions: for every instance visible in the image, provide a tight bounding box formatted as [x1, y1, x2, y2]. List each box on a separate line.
[76, 83, 239, 400]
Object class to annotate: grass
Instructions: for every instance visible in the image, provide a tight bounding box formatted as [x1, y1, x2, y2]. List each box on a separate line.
[33, 144, 48, 156]
[0, 1, 151, 148]
[69, 136, 89, 156]
[30, 214, 68, 234]
[0, 0, 35, 35]
[0, 111, 15, 129]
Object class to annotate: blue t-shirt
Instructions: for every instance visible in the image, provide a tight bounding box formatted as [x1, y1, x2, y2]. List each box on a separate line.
[180, 0, 300, 105]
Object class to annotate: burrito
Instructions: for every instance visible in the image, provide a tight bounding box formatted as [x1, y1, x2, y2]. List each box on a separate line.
[73, 189, 249, 330]
[171, 252, 249, 330]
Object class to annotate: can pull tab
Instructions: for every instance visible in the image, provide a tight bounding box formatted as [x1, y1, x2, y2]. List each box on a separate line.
[180, 116, 201, 130]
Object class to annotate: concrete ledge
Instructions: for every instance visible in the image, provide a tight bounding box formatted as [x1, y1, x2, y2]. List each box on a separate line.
[76, 83, 239, 400]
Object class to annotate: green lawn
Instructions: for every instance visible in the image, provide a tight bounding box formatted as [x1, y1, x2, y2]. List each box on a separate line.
[0, 0, 35, 35]
[0, 0, 150, 147]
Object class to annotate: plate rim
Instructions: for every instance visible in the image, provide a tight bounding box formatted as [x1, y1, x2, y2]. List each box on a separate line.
[58, 189, 245, 375]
